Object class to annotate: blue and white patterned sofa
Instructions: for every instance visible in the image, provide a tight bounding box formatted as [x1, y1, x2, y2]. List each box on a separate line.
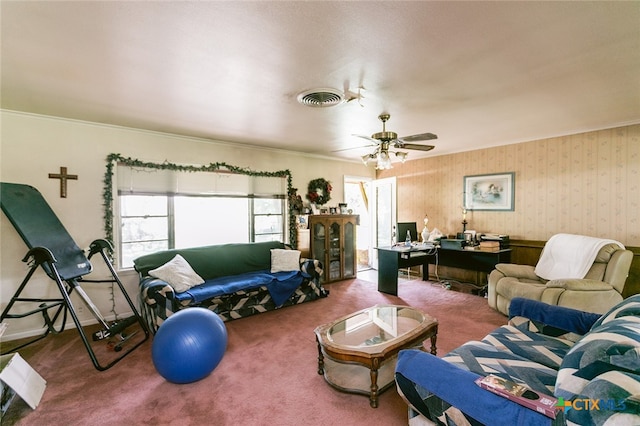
[134, 241, 326, 333]
[395, 295, 640, 426]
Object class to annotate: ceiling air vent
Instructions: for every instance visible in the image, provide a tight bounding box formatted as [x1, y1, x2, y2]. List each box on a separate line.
[297, 88, 344, 108]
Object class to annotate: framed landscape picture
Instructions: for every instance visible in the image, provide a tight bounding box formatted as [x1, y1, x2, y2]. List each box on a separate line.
[463, 172, 515, 211]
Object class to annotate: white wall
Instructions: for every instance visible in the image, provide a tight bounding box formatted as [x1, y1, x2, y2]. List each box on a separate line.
[0, 110, 374, 339]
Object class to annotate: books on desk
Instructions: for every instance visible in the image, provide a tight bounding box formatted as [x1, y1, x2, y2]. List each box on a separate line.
[480, 241, 500, 248]
[391, 243, 435, 259]
[418, 242, 435, 249]
[481, 234, 508, 240]
[391, 243, 435, 251]
[480, 234, 510, 248]
[478, 241, 500, 251]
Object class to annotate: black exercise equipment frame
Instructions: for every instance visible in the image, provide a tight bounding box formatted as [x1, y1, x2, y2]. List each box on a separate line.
[1, 182, 149, 371]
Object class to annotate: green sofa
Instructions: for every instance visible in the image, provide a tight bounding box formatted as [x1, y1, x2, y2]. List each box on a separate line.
[134, 241, 326, 332]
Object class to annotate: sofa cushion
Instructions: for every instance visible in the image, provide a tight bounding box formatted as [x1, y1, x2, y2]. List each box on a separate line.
[482, 324, 574, 370]
[134, 241, 286, 279]
[508, 297, 601, 336]
[443, 338, 558, 396]
[590, 294, 640, 330]
[582, 243, 621, 281]
[562, 369, 640, 425]
[174, 271, 276, 303]
[270, 249, 301, 273]
[395, 350, 556, 426]
[496, 279, 546, 301]
[555, 318, 640, 400]
[172, 269, 307, 307]
[148, 254, 204, 293]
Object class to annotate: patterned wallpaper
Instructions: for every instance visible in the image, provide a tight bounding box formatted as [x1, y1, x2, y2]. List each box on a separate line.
[378, 124, 640, 246]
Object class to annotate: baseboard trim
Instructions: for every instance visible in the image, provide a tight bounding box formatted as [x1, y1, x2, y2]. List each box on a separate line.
[2, 310, 134, 342]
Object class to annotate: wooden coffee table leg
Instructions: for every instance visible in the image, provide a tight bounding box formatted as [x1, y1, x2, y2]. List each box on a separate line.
[369, 358, 380, 408]
[429, 333, 437, 355]
[316, 338, 325, 375]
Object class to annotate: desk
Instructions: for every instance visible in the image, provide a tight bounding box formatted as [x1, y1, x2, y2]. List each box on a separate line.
[376, 246, 434, 295]
[376, 246, 511, 295]
[436, 247, 511, 274]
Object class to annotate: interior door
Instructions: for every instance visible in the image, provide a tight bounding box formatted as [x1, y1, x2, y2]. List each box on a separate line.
[371, 177, 397, 269]
[343, 176, 372, 271]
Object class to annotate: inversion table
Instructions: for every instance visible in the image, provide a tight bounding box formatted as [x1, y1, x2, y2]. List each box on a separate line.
[0, 182, 149, 370]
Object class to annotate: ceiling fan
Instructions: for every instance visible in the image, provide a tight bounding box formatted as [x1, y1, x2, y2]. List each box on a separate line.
[356, 113, 437, 150]
[348, 113, 437, 169]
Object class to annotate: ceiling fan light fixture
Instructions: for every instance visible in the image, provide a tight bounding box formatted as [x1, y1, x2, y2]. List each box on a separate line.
[375, 150, 393, 170]
[361, 153, 373, 165]
[376, 157, 393, 170]
[395, 151, 408, 163]
[356, 113, 436, 169]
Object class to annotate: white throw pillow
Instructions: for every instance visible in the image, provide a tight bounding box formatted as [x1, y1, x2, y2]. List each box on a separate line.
[270, 249, 301, 273]
[148, 254, 204, 293]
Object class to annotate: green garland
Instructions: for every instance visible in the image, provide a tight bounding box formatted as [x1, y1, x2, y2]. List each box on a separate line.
[306, 178, 332, 206]
[102, 153, 298, 248]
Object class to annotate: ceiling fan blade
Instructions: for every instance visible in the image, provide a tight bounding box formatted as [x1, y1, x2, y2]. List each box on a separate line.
[353, 134, 379, 143]
[399, 132, 438, 142]
[397, 143, 435, 152]
[332, 144, 377, 153]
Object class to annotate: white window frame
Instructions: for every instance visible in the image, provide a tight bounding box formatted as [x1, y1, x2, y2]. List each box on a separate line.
[117, 193, 285, 269]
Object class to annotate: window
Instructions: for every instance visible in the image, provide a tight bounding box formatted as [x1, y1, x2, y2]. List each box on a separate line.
[174, 196, 249, 247]
[120, 195, 169, 268]
[115, 165, 287, 269]
[253, 198, 284, 242]
[118, 194, 284, 268]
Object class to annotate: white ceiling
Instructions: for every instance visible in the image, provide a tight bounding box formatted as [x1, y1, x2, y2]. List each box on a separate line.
[2, 1, 639, 163]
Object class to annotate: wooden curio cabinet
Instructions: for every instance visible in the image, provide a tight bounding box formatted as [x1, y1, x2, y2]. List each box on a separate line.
[309, 214, 358, 283]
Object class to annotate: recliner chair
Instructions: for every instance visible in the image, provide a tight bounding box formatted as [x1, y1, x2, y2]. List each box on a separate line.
[488, 239, 633, 315]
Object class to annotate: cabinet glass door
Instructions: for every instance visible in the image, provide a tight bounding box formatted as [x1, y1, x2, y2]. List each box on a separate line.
[313, 222, 326, 279]
[329, 221, 341, 280]
[343, 220, 355, 277]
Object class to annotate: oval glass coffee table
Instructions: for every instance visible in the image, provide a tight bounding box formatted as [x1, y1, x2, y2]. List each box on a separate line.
[314, 304, 438, 408]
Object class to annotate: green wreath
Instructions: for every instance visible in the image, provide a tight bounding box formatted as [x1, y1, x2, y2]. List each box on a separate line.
[306, 178, 332, 205]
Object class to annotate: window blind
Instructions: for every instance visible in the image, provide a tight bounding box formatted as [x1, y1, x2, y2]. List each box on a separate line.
[116, 164, 286, 196]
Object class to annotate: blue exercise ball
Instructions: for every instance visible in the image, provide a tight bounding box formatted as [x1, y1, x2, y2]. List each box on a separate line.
[152, 307, 227, 384]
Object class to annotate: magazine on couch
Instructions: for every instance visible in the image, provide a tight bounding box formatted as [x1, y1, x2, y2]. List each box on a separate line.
[475, 375, 558, 419]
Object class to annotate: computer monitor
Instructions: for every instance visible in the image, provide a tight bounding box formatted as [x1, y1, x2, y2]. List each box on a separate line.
[397, 222, 418, 243]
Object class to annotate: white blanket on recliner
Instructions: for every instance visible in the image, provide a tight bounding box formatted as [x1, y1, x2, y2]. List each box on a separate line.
[534, 233, 625, 280]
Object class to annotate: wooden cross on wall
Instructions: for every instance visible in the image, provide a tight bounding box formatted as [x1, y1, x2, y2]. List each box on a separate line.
[48, 166, 78, 198]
